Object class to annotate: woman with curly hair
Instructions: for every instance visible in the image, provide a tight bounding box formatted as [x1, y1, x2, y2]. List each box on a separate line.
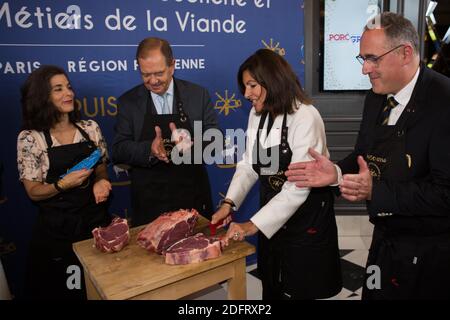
[17, 65, 111, 299]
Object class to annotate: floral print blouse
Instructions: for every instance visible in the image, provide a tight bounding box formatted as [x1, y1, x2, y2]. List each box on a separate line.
[17, 120, 109, 183]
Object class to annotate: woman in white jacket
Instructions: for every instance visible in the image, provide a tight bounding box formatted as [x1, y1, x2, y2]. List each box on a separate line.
[211, 49, 342, 299]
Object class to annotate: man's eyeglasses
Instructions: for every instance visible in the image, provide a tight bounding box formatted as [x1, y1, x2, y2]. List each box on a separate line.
[356, 44, 405, 66]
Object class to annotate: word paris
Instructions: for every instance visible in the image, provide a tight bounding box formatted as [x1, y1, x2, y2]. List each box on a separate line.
[171, 121, 280, 174]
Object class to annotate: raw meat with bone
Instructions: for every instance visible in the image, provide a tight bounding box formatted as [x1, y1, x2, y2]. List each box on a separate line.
[92, 217, 130, 253]
[137, 209, 198, 254]
[164, 233, 222, 265]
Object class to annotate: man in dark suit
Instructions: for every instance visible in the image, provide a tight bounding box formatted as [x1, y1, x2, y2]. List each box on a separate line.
[285, 12, 450, 299]
[112, 37, 219, 226]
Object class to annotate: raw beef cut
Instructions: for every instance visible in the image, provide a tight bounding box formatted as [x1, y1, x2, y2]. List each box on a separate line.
[92, 217, 130, 253]
[164, 233, 222, 265]
[137, 209, 198, 254]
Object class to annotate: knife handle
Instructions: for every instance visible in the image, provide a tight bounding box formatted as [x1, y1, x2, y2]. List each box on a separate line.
[209, 213, 233, 236]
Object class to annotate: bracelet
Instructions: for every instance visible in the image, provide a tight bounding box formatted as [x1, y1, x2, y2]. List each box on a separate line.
[219, 198, 236, 211]
[54, 179, 66, 193]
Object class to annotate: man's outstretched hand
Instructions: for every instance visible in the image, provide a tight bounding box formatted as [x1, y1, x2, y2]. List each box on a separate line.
[151, 126, 169, 163]
[285, 148, 338, 187]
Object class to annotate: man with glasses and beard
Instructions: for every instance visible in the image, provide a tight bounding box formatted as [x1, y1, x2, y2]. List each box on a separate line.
[286, 12, 450, 299]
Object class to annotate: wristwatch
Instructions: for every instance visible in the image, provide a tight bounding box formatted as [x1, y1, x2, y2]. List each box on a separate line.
[54, 180, 65, 192]
[218, 198, 237, 211]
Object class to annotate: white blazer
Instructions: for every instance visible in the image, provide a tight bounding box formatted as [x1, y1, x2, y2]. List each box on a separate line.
[226, 101, 330, 239]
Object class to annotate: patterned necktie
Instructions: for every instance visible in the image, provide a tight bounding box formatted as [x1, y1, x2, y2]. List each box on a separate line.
[161, 92, 170, 114]
[380, 96, 399, 126]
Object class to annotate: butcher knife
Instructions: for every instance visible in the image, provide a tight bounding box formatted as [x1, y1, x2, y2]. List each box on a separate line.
[209, 213, 233, 236]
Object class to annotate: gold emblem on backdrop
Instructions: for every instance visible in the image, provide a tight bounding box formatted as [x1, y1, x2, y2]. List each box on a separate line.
[214, 90, 242, 116]
[261, 38, 286, 56]
[214, 91, 241, 168]
[216, 135, 238, 169]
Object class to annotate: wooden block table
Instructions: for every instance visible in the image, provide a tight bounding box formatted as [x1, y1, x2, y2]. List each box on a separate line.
[73, 215, 256, 300]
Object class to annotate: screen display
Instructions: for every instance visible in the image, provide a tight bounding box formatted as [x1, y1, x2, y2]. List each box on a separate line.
[323, 0, 380, 91]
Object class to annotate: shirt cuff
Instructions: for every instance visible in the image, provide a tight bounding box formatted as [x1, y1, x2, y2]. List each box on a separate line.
[330, 164, 343, 186]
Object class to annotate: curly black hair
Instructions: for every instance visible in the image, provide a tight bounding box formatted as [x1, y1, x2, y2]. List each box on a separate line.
[20, 65, 80, 131]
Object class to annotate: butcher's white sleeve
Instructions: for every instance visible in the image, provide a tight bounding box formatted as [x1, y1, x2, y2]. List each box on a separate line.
[226, 110, 259, 208]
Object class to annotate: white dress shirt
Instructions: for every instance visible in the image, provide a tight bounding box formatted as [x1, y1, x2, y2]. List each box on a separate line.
[226, 102, 330, 239]
[334, 66, 421, 182]
[386, 66, 420, 125]
[150, 79, 174, 114]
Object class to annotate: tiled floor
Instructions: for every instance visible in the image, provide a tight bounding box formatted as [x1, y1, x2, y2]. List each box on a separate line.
[187, 216, 373, 300]
[185, 236, 371, 300]
[329, 247, 368, 300]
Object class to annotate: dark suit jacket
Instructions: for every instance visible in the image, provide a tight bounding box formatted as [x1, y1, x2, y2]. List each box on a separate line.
[112, 78, 219, 167]
[338, 66, 450, 219]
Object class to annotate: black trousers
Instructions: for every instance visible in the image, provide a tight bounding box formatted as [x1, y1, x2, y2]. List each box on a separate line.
[363, 227, 450, 300]
[25, 222, 86, 300]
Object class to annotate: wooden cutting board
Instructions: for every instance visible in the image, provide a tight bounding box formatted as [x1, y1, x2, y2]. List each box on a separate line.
[73, 215, 255, 300]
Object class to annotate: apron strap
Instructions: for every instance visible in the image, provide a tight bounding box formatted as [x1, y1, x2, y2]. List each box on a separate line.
[43, 130, 53, 149]
[173, 82, 188, 123]
[255, 112, 290, 162]
[281, 112, 289, 154]
[73, 123, 94, 143]
[43, 123, 94, 150]
[147, 91, 159, 116]
[256, 111, 269, 161]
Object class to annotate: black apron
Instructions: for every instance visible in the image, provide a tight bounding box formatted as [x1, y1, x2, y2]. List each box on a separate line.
[130, 85, 212, 226]
[362, 100, 450, 299]
[25, 124, 110, 300]
[252, 112, 342, 300]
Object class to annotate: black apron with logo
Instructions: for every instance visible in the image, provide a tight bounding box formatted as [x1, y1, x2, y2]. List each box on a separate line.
[362, 100, 450, 299]
[25, 124, 110, 300]
[252, 112, 342, 300]
[130, 85, 212, 226]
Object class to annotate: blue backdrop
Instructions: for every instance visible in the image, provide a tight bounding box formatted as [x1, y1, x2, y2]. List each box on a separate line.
[0, 0, 306, 298]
